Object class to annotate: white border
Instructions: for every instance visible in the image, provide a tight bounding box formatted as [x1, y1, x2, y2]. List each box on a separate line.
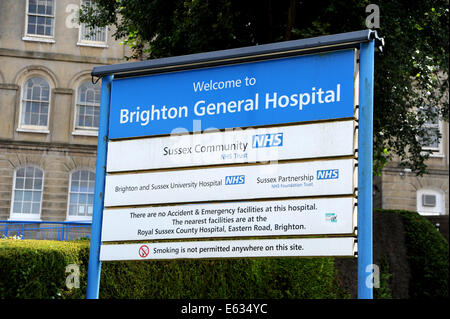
[9, 165, 44, 221]
[23, 0, 56, 43]
[101, 197, 356, 241]
[66, 168, 95, 221]
[104, 159, 356, 207]
[107, 121, 356, 172]
[17, 74, 53, 133]
[100, 237, 357, 261]
[76, 0, 108, 48]
[416, 188, 446, 216]
[71, 79, 100, 136]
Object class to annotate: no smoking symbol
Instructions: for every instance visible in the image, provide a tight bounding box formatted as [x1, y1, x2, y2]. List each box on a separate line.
[138, 245, 150, 258]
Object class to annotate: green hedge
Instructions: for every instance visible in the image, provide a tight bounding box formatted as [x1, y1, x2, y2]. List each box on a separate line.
[0, 239, 89, 299]
[372, 209, 449, 299]
[99, 257, 348, 299]
[0, 238, 348, 299]
[397, 210, 449, 298]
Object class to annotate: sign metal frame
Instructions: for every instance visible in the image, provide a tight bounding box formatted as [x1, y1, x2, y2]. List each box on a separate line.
[86, 30, 378, 299]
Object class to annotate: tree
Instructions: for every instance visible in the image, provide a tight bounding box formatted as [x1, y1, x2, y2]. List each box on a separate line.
[79, 0, 449, 175]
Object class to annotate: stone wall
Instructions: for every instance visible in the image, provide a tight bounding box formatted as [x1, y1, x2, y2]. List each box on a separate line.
[0, 143, 96, 221]
[0, 0, 129, 221]
[380, 167, 449, 215]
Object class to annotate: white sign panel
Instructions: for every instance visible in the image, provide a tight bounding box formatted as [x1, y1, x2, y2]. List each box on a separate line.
[99, 237, 357, 261]
[106, 121, 355, 172]
[101, 197, 356, 241]
[104, 159, 356, 207]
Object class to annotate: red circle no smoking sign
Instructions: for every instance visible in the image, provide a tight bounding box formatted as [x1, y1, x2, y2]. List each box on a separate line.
[138, 245, 150, 258]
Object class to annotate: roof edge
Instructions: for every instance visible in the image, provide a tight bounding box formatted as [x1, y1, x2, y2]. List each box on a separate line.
[92, 29, 377, 79]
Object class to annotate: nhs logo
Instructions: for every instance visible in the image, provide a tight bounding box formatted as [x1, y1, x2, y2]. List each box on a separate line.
[252, 133, 283, 148]
[317, 169, 339, 180]
[225, 175, 245, 185]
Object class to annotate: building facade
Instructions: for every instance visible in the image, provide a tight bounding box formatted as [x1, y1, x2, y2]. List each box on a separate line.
[374, 109, 449, 239]
[0, 0, 129, 222]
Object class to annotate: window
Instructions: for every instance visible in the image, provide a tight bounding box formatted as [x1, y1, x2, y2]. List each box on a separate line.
[74, 81, 101, 133]
[417, 189, 445, 215]
[19, 77, 51, 132]
[11, 167, 44, 220]
[24, 0, 55, 41]
[422, 116, 440, 150]
[78, 0, 107, 47]
[67, 170, 95, 220]
[419, 106, 443, 155]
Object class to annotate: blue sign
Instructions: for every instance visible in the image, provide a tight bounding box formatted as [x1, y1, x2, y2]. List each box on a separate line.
[109, 49, 356, 139]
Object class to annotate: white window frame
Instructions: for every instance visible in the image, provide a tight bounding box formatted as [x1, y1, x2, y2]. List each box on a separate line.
[77, 0, 108, 48]
[72, 80, 101, 136]
[17, 76, 52, 134]
[422, 119, 444, 157]
[23, 0, 56, 43]
[66, 169, 95, 221]
[417, 105, 444, 157]
[416, 188, 446, 216]
[10, 166, 44, 221]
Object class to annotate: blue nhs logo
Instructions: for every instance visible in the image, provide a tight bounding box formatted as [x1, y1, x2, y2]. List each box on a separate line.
[252, 133, 283, 148]
[225, 175, 245, 185]
[317, 169, 339, 180]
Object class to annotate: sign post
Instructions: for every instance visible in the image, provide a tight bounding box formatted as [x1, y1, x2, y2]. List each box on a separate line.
[357, 40, 375, 299]
[86, 30, 381, 299]
[86, 75, 113, 299]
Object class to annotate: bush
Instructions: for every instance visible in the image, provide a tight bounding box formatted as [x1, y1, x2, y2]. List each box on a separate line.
[333, 209, 449, 299]
[0, 238, 348, 299]
[397, 210, 449, 298]
[0, 239, 89, 299]
[370, 209, 449, 299]
[99, 257, 349, 299]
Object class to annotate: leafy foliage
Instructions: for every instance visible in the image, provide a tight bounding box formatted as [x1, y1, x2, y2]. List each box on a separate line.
[99, 257, 348, 299]
[398, 210, 449, 298]
[79, 0, 448, 174]
[372, 209, 449, 298]
[0, 240, 89, 298]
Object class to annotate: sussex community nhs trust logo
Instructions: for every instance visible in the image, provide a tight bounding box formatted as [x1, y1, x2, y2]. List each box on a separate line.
[252, 133, 283, 148]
